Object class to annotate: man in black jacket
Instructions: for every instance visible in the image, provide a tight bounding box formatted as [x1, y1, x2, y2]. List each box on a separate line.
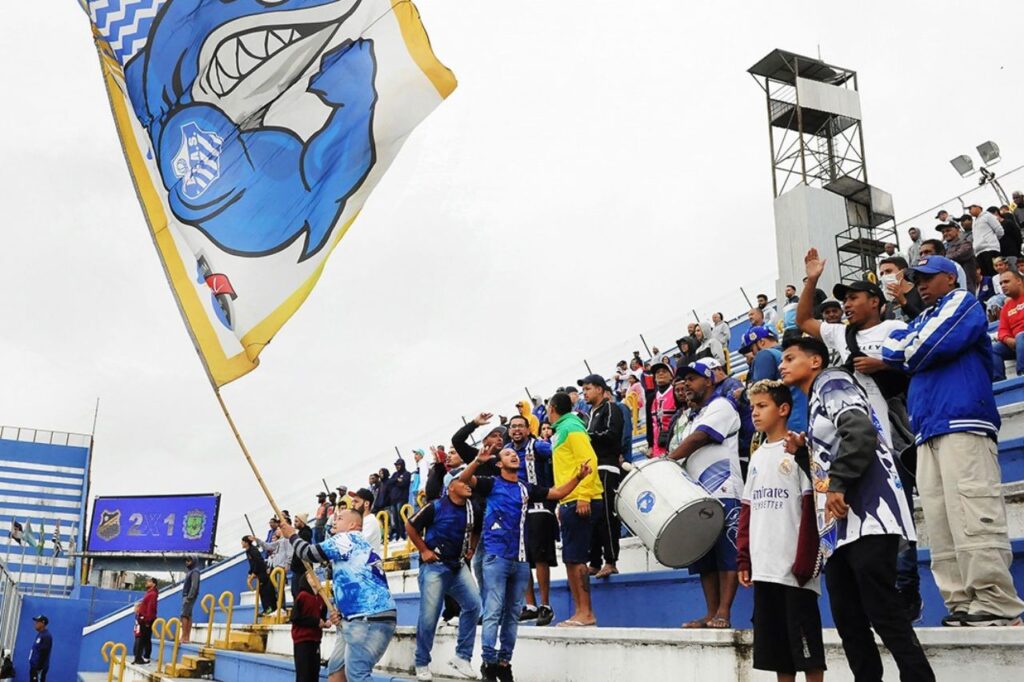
[289, 514, 315, 597]
[389, 460, 411, 540]
[579, 374, 625, 580]
[242, 536, 277, 615]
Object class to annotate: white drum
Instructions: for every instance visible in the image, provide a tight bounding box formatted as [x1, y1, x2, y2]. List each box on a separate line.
[617, 458, 724, 568]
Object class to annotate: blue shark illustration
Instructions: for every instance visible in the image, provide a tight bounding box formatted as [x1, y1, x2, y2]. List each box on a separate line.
[122, 0, 377, 260]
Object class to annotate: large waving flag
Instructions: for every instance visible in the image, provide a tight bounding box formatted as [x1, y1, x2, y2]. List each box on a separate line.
[81, 0, 456, 386]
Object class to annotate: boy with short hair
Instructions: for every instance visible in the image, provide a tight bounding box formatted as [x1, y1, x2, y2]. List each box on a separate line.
[737, 380, 825, 682]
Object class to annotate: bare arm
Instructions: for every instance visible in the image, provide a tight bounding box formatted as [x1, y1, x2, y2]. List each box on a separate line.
[666, 429, 711, 461]
[796, 248, 824, 338]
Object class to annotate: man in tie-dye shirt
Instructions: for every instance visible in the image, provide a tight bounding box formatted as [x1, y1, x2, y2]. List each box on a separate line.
[283, 509, 396, 682]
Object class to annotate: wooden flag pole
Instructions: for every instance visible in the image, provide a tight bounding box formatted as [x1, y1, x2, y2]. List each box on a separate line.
[214, 390, 337, 614]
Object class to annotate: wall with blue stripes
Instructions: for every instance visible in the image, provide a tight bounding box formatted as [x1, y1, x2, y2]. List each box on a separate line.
[0, 434, 90, 596]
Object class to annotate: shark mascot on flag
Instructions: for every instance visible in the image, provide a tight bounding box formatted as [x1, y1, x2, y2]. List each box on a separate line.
[84, 0, 456, 385]
[123, 1, 379, 261]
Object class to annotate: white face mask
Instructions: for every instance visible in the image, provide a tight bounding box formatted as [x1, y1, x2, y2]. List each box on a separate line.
[879, 273, 899, 300]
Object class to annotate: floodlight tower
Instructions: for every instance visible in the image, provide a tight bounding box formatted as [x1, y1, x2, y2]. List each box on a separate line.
[749, 50, 897, 294]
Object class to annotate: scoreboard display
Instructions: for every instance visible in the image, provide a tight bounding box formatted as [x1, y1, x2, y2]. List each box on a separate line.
[86, 493, 220, 554]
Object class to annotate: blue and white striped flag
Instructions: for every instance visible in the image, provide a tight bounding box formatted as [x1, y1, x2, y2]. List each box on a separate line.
[85, 0, 165, 65]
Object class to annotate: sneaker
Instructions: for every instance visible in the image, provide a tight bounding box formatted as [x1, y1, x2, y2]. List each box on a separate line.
[480, 662, 499, 682]
[131, 659, 146, 666]
[963, 612, 1024, 627]
[536, 605, 554, 627]
[941, 611, 968, 627]
[415, 665, 433, 681]
[447, 656, 475, 679]
[519, 605, 538, 622]
[495, 662, 514, 682]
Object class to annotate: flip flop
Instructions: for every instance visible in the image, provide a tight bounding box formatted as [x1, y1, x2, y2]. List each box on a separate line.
[707, 617, 732, 629]
[556, 619, 596, 627]
[681, 618, 708, 629]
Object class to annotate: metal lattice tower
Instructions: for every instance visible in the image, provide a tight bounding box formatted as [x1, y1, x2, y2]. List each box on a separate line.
[749, 50, 896, 287]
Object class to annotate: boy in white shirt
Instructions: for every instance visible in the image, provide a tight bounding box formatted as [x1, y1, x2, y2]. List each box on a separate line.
[738, 380, 825, 682]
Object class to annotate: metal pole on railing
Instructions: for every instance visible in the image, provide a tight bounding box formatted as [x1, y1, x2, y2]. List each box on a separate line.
[583, 359, 593, 374]
[639, 334, 653, 358]
[739, 287, 753, 308]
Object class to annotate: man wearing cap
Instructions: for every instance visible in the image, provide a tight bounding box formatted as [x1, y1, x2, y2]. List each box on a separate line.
[820, 299, 843, 324]
[314, 493, 330, 544]
[181, 556, 201, 643]
[884, 256, 1024, 626]
[289, 513, 315, 597]
[799, 248, 923, 619]
[739, 326, 808, 436]
[668, 361, 743, 629]
[579, 374, 624, 580]
[546, 391, 603, 627]
[935, 209, 958, 226]
[647, 360, 678, 457]
[967, 204, 1004, 276]
[29, 615, 51, 681]
[937, 221, 978, 292]
[389, 459, 412, 541]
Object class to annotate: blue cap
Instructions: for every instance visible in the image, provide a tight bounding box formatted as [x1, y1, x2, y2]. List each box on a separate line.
[905, 256, 958, 283]
[675, 361, 714, 382]
[738, 325, 777, 353]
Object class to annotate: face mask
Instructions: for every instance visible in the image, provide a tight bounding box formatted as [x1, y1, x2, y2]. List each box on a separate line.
[880, 273, 899, 300]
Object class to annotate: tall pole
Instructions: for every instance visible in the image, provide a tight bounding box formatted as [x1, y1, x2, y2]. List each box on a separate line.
[691, 309, 701, 325]
[63, 522, 77, 592]
[524, 387, 534, 403]
[583, 359, 593, 374]
[739, 287, 753, 308]
[214, 390, 336, 615]
[639, 334, 653, 358]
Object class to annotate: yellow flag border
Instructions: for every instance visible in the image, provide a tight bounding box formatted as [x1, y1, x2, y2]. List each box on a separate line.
[92, 2, 457, 387]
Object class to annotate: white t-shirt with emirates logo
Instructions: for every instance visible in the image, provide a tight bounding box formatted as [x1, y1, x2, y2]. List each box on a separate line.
[742, 439, 819, 593]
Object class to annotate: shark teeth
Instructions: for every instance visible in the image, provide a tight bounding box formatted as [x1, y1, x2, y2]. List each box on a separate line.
[209, 27, 303, 97]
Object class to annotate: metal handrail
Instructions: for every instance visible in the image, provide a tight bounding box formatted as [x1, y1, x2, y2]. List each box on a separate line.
[217, 591, 235, 647]
[101, 641, 127, 682]
[246, 574, 259, 624]
[270, 566, 287, 619]
[376, 511, 390, 560]
[200, 594, 216, 646]
[150, 618, 167, 672]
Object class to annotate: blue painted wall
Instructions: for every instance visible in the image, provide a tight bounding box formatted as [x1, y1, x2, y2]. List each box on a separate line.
[76, 552, 250, 673]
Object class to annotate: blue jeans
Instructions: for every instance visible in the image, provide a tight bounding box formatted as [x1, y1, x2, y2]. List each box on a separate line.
[480, 554, 530, 664]
[991, 332, 1024, 381]
[326, 618, 396, 682]
[415, 562, 481, 666]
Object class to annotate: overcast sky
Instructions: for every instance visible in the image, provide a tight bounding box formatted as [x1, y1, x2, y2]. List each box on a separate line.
[1, 1, 1021, 550]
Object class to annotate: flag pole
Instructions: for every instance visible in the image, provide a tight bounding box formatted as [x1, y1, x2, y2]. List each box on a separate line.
[64, 522, 77, 592]
[17, 529, 26, 588]
[213, 389, 336, 614]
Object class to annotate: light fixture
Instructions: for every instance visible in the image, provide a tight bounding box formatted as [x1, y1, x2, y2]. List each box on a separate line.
[950, 154, 974, 178]
[977, 141, 1001, 165]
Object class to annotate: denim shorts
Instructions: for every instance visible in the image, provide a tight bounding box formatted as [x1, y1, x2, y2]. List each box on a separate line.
[326, 617, 396, 681]
[558, 500, 602, 565]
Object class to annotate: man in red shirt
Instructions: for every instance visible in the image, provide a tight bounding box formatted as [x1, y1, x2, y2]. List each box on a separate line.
[991, 269, 1024, 381]
[291, 573, 327, 682]
[132, 577, 158, 665]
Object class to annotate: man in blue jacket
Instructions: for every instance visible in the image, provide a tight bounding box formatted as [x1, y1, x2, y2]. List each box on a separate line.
[884, 256, 1024, 627]
[29, 615, 51, 681]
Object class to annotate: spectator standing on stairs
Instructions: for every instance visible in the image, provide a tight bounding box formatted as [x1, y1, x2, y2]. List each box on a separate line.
[291, 573, 327, 682]
[180, 556, 201, 644]
[884, 256, 1024, 627]
[131, 577, 158, 665]
[283, 509, 397, 682]
[242, 536, 278, 616]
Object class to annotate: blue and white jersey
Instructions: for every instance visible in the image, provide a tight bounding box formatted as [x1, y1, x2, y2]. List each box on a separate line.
[807, 369, 915, 560]
[669, 396, 743, 500]
[474, 476, 548, 561]
[292, 530, 395, 618]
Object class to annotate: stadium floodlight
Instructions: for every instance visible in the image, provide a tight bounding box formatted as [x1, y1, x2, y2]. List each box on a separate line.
[950, 154, 975, 178]
[977, 141, 1001, 165]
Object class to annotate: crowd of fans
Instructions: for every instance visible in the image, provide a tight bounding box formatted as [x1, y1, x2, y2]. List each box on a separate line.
[242, 198, 1024, 682]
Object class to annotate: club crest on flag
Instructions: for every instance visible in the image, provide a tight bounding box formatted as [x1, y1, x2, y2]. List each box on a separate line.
[173, 122, 223, 200]
[97, 509, 122, 541]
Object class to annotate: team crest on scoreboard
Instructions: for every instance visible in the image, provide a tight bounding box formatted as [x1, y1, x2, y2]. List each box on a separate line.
[182, 509, 207, 540]
[97, 509, 121, 541]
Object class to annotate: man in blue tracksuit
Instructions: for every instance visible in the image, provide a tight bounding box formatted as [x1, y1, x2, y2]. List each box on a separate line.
[29, 615, 52, 681]
[884, 256, 1024, 627]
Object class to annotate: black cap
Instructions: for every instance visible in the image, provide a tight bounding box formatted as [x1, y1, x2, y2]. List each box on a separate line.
[32, 615, 48, 625]
[353, 488, 374, 504]
[935, 222, 959, 232]
[576, 374, 608, 389]
[820, 299, 842, 311]
[833, 279, 884, 303]
[316, 492, 326, 499]
[934, 210, 948, 219]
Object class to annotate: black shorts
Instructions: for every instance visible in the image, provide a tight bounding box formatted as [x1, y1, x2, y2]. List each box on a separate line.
[752, 581, 826, 674]
[526, 510, 558, 567]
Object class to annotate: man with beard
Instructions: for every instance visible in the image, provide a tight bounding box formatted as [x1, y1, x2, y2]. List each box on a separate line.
[351, 489, 383, 555]
[667, 362, 743, 629]
[647, 361, 678, 458]
[504, 414, 557, 626]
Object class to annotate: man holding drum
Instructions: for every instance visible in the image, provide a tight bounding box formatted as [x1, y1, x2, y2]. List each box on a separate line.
[667, 361, 744, 629]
